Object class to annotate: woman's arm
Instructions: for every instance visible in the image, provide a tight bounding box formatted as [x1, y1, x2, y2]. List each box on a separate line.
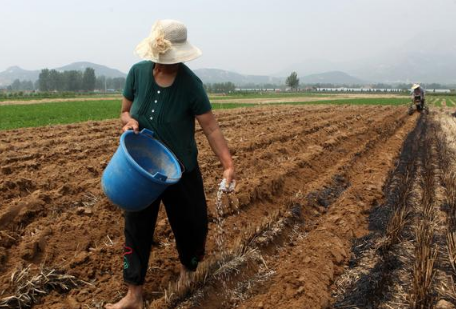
[121, 97, 139, 133]
[196, 110, 235, 188]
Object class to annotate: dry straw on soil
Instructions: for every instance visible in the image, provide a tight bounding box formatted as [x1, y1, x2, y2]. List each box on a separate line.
[151, 200, 301, 309]
[0, 264, 88, 308]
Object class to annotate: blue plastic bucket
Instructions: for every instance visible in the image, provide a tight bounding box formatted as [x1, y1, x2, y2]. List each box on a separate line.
[101, 129, 182, 211]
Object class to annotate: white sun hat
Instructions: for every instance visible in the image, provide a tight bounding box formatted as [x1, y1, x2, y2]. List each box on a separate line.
[412, 83, 421, 90]
[134, 19, 202, 64]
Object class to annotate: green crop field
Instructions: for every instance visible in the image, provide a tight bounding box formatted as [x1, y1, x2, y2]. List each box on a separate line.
[0, 100, 259, 130]
[0, 93, 121, 102]
[0, 96, 409, 131]
[0, 100, 121, 130]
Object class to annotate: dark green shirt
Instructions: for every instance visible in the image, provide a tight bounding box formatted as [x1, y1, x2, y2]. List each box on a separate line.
[123, 61, 212, 172]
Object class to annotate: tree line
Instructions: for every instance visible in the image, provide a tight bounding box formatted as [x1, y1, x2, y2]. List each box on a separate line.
[39, 68, 96, 92]
[4, 69, 455, 94]
[7, 80, 35, 91]
[5, 68, 126, 92]
[204, 82, 236, 93]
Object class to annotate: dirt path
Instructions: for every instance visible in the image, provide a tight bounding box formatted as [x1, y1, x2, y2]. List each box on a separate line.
[3, 105, 453, 309]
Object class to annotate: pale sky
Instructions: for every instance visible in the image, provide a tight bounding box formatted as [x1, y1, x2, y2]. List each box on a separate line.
[1, 0, 456, 75]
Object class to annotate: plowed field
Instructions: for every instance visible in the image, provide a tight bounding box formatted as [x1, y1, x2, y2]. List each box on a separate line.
[2, 105, 456, 309]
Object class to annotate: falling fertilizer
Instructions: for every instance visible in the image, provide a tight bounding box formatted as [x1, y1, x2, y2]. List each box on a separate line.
[215, 179, 236, 251]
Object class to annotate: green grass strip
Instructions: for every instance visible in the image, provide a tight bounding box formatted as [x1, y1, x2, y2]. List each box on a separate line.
[0, 100, 258, 130]
[0, 94, 122, 102]
[0, 100, 121, 130]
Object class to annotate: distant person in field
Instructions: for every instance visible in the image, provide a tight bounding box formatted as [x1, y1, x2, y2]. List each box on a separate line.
[105, 19, 235, 309]
[411, 83, 425, 107]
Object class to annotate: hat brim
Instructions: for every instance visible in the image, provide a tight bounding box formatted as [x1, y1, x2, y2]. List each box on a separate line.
[135, 39, 202, 64]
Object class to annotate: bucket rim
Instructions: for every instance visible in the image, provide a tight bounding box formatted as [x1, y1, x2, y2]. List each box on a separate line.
[120, 130, 182, 184]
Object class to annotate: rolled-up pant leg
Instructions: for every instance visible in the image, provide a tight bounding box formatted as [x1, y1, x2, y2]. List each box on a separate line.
[162, 165, 208, 271]
[123, 199, 161, 285]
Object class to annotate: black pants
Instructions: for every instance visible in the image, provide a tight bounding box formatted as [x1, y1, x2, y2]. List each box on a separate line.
[123, 165, 208, 286]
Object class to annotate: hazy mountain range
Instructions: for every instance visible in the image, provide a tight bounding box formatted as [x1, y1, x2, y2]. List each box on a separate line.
[192, 68, 283, 85]
[277, 30, 456, 84]
[0, 62, 127, 87]
[2, 33, 456, 88]
[278, 51, 456, 85]
[192, 69, 364, 85]
[0, 63, 365, 87]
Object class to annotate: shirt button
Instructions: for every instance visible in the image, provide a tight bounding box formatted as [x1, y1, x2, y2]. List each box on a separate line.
[150, 117, 153, 120]
[154, 100, 158, 103]
[152, 109, 155, 113]
[157, 90, 160, 94]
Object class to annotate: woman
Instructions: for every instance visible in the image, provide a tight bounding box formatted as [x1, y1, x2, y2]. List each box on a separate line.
[106, 19, 235, 309]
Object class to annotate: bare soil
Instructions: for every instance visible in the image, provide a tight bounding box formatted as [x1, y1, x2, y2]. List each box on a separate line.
[2, 105, 454, 309]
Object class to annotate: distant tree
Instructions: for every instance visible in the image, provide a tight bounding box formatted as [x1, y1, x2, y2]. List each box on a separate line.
[211, 82, 235, 93]
[111, 77, 126, 91]
[38, 69, 50, 91]
[100, 77, 126, 91]
[224, 82, 236, 93]
[96, 75, 107, 91]
[105, 77, 114, 90]
[286, 72, 299, 90]
[11, 79, 21, 91]
[82, 67, 96, 92]
[21, 80, 34, 91]
[63, 70, 83, 91]
[203, 83, 212, 93]
[48, 69, 62, 91]
[263, 83, 277, 90]
[424, 83, 444, 90]
[372, 83, 392, 89]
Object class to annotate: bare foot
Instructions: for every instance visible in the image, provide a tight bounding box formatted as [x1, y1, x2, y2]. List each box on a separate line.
[105, 284, 143, 309]
[177, 265, 194, 291]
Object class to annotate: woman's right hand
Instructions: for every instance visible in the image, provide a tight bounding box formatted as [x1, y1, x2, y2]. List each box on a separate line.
[122, 119, 139, 134]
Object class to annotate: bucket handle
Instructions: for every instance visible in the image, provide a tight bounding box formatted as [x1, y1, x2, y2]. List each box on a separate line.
[139, 128, 185, 182]
[152, 172, 168, 182]
[140, 128, 155, 139]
